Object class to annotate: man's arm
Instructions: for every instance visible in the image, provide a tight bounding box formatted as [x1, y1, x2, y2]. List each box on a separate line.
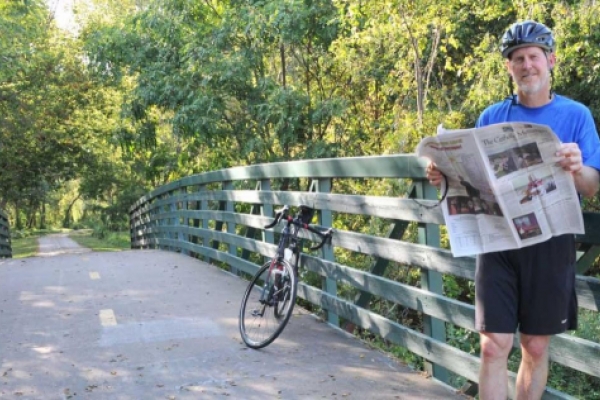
[557, 143, 600, 198]
[573, 166, 600, 198]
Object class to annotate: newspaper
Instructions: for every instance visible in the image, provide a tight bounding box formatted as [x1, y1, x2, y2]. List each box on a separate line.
[416, 122, 584, 257]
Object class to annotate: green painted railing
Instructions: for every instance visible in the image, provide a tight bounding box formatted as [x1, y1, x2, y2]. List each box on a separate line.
[0, 209, 11, 259]
[130, 154, 600, 399]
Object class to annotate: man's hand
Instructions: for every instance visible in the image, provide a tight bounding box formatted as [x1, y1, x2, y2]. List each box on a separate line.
[556, 143, 583, 173]
[426, 161, 444, 188]
[557, 143, 600, 198]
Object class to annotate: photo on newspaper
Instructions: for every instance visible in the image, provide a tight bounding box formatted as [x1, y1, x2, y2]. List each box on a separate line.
[416, 122, 584, 257]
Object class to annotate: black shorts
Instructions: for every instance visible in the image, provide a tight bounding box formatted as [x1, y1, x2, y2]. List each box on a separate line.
[475, 234, 578, 335]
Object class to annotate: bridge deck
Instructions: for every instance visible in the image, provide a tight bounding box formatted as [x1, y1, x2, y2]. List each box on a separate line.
[0, 239, 467, 399]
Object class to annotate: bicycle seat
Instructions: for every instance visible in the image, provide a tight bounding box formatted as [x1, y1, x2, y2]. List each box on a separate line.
[297, 205, 315, 224]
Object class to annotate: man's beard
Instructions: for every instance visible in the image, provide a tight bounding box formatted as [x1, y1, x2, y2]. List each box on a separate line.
[515, 71, 550, 95]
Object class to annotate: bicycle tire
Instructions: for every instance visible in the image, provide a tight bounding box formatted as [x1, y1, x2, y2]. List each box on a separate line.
[239, 259, 297, 349]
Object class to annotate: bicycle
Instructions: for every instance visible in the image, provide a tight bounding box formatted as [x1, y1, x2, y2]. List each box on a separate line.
[238, 205, 333, 349]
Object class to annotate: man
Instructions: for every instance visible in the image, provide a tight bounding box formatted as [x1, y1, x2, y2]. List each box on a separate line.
[427, 20, 600, 399]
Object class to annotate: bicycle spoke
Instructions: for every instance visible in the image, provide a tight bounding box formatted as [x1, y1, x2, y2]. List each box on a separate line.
[239, 260, 297, 349]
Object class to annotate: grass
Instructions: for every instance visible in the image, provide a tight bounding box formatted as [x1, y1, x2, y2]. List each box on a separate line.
[9, 228, 65, 258]
[68, 230, 130, 252]
[9, 229, 130, 258]
[10, 235, 40, 258]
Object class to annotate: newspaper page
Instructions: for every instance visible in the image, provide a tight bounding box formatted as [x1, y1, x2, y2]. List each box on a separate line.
[416, 122, 583, 257]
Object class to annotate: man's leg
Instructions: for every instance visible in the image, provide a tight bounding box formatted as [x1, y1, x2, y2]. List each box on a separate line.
[516, 334, 550, 400]
[479, 332, 513, 400]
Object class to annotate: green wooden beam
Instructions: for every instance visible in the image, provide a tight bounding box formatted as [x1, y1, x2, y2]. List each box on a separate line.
[130, 155, 429, 210]
[576, 244, 600, 275]
[353, 220, 410, 310]
[416, 179, 449, 384]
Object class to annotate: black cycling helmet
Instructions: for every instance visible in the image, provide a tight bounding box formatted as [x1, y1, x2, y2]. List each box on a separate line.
[500, 20, 555, 58]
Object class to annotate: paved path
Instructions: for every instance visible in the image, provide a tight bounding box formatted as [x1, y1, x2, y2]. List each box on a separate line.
[0, 244, 468, 399]
[36, 233, 91, 257]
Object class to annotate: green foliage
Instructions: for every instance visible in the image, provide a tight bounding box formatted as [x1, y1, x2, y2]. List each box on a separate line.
[68, 229, 130, 251]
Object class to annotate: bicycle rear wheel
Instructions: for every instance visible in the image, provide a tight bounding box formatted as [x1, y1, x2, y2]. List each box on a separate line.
[239, 259, 297, 349]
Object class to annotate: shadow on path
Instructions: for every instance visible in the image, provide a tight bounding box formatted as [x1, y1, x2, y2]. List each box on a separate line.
[0, 250, 469, 399]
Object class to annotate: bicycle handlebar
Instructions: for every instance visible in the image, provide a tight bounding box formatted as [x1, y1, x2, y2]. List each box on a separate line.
[263, 205, 334, 250]
[308, 227, 333, 251]
[263, 205, 289, 229]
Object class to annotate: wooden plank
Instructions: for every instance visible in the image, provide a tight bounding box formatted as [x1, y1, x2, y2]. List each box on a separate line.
[548, 334, 600, 378]
[576, 276, 600, 312]
[130, 154, 429, 210]
[331, 229, 475, 280]
[578, 212, 600, 245]
[148, 190, 444, 225]
[156, 225, 277, 260]
[576, 244, 600, 275]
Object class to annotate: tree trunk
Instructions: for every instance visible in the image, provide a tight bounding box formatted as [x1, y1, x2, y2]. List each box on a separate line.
[63, 193, 82, 228]
[40, 201, 46, 230]
[14, 201, 23, 230]
[26, 205, 36, 229]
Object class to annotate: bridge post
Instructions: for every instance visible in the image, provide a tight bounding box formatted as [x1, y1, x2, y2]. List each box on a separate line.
[0, 209, 12, 259]
[311, 178, 339, 327]
[129, 205, 137, 249]
[259, 180, 274, 262]
[178, 186, 189, 256]
[241, 180, 274, 262]
[190, 186, 202, 259]
[200, 184, 211, 263]
[164, 191, 175, 252]
[223, 181, 238, 274]
[168, 190, 176, 253]
[155, 193, 163, 250]
[145, 197, 154, 249]
[416, 180, 449, 384]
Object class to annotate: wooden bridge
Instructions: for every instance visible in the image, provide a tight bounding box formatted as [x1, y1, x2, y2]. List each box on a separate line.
[2, 154, 600, 399]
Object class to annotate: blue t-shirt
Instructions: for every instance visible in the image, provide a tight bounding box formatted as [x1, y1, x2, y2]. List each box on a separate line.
[477, 94, 600, 171]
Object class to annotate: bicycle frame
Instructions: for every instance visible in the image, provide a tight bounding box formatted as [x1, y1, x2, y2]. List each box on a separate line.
[276, 216, 301, 271]
[259, 212, 301, 306]
[239, 205, 333, 348]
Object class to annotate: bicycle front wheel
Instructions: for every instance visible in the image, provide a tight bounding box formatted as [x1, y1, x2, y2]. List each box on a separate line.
[239, 259, 297, 349]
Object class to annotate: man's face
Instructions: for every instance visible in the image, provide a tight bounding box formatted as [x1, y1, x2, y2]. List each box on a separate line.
[506, 46, 556, 95]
